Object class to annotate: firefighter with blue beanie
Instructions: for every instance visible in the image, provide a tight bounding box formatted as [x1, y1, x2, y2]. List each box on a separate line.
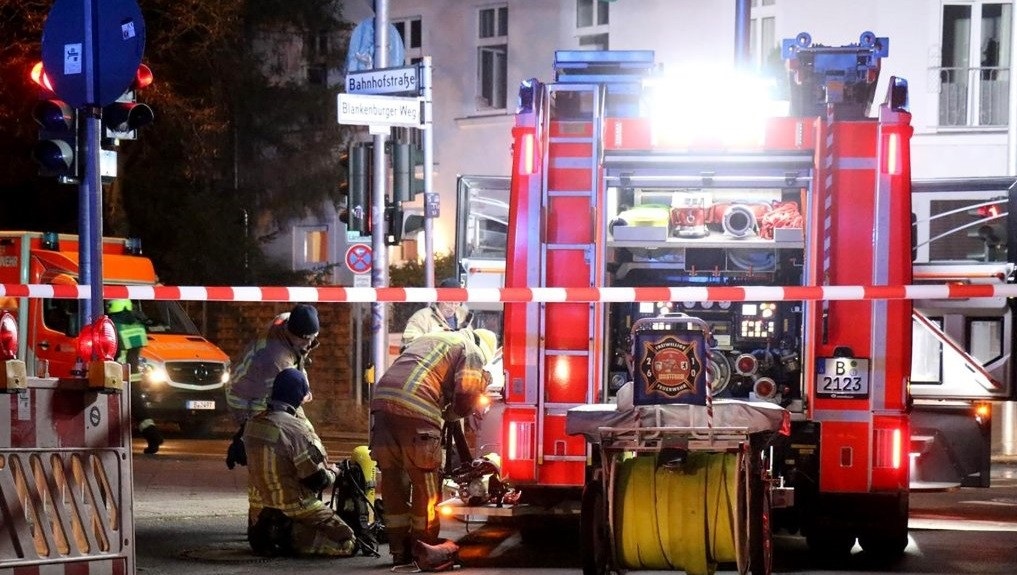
[244, 368, 356, 557]
[225, 303, 321, 469]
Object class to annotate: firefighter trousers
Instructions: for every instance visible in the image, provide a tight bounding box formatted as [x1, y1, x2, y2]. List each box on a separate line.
[370, 411, 443, 559]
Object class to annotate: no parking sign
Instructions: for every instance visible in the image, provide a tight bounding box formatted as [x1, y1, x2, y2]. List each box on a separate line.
[345, 243, 372, 274]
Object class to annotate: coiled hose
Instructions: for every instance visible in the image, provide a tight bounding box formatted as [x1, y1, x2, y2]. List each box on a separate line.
[613, 451, 741, 575]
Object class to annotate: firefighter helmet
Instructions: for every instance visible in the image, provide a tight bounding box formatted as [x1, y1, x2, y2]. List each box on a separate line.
[474, 328, 498, 365]
[106, 299, 133, 314]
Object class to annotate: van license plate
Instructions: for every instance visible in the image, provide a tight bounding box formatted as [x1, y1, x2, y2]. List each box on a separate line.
[186, 400, 216, 410]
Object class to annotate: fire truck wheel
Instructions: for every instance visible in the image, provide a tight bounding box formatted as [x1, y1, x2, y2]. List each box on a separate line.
[805, 531, 856, 558]
[858, 532, 908, 558]
[580, 480, 611, 575]
[747, 454, 772, 575]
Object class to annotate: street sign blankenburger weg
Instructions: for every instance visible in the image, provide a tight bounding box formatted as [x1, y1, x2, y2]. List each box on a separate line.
[337, 93, 422, 128]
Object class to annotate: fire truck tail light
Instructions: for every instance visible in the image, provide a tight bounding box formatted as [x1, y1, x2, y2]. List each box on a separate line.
[975, 402, 991, 425]
[882, 132, 901, 176]
[506, 418, 535, 461]
[520, 132, 535, 175]
[0, 311, 18, 360]
[508, 421, 519, 460]
[874, 427, 903, 470]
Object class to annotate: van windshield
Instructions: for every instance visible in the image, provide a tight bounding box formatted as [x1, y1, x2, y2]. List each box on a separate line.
[134, 300, 201, 335]
[42, 298, 203, 337]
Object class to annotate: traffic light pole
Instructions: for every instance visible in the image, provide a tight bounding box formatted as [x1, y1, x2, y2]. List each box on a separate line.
[79, 107, 104, 325]
[372, 0, 391, 380]
[422, 57, 435, 288]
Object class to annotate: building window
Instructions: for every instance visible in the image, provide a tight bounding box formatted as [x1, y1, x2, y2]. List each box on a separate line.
[576, 0, 609, 49]
[296, 227, 329, 269]
[938, 2, 1011, 127]
[749, 0, 777, 69]
[477, 5, 508, 110]
[393, 17, 423, 65]
[307, 30, 330, 86]
[576, 0, 609, 28]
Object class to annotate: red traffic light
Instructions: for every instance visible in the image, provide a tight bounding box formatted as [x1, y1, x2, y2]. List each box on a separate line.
[76, 316, 118, 362]
[33, 99, 74, 132]
[30, 61, 53, 92]
[132, 63, 153, 91]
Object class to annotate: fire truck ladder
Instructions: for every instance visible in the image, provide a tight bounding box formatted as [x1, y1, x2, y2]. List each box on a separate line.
[535, 51, 654, 473]
[536, 80, 605, 469]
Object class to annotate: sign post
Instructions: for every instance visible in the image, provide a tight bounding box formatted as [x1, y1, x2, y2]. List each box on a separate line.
[40, 0, 146, 326]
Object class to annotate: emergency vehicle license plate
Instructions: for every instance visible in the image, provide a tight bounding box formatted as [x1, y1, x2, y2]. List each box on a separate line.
[186, 400, 216, 410]
[816, 358, 869, 398]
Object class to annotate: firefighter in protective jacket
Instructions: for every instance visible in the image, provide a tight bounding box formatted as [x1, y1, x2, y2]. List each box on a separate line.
[107, 299, 164, 454]
[401, 278, 473, 349]
[245, 368, 356, 557]
[370, 328, 498, 565]
[225, 303, 320, 469]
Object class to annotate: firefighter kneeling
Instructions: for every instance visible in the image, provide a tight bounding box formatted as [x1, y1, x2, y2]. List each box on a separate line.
[245, 368, 356, 557]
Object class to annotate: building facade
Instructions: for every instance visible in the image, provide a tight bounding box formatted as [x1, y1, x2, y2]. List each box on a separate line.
[268, 1, 1015, 281]
[375, 0, 1015, 254]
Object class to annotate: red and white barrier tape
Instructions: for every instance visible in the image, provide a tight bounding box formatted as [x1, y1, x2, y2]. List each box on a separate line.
[0, 283, 1014, 302]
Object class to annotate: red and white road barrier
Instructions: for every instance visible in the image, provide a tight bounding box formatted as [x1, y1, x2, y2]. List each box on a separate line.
[1, 283, 1014, 303]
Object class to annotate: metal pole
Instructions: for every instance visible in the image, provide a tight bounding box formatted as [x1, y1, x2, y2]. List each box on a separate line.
[422, 56, 435, 287]
[372, 0, 391, 380]
[354, 303, 363, 405]
[733, 0, 752, 68]
[84, 111, 103, 324]
[80, 0, 103, 328]
[1001, 0, 1017, 456]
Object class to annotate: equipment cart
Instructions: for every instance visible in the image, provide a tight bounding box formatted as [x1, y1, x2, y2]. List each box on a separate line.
[566, 315, 793, 575]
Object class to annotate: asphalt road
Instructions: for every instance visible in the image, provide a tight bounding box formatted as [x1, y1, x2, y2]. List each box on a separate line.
[131, 435, 1017, 575]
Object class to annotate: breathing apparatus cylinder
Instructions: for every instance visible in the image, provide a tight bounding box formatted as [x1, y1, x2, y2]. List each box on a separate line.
[351, 445, 378, 519]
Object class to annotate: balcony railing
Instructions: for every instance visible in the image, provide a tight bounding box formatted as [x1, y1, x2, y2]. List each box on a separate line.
[937, 66, 1010, 127]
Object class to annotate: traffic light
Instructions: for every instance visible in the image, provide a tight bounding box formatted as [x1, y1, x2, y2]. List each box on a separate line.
[103, 64, 155, 141]
[967, 203, 1007, 262]
[30, 62, 79, 182]
[385, 200, 403, 246]
[339, 143, 371, 235]
[392, 142, 424, 202]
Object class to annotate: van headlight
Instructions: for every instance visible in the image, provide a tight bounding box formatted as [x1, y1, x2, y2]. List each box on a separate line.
[142, 364, 169, 387]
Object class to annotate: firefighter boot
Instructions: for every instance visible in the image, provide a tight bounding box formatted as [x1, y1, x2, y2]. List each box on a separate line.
[387, 531, 412, 566]
[139, 420, 164, 454]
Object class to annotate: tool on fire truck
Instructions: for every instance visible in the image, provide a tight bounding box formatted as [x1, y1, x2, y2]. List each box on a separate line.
[0, 311, 27, 392]
[441, 416, 518, 508]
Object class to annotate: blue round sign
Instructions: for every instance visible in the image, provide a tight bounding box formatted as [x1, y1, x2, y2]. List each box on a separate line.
[345, 244, 373, 274]
[40, 0, 146, 107]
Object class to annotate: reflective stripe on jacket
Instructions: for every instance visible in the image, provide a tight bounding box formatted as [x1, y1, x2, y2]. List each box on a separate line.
[371, 331, 487, 427]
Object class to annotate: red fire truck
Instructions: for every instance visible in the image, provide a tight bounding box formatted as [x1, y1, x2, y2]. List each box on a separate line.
[442, 32, 914, 571]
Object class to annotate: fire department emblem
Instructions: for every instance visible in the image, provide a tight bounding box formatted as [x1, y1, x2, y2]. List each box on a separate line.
[638, 335, 703, 398]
